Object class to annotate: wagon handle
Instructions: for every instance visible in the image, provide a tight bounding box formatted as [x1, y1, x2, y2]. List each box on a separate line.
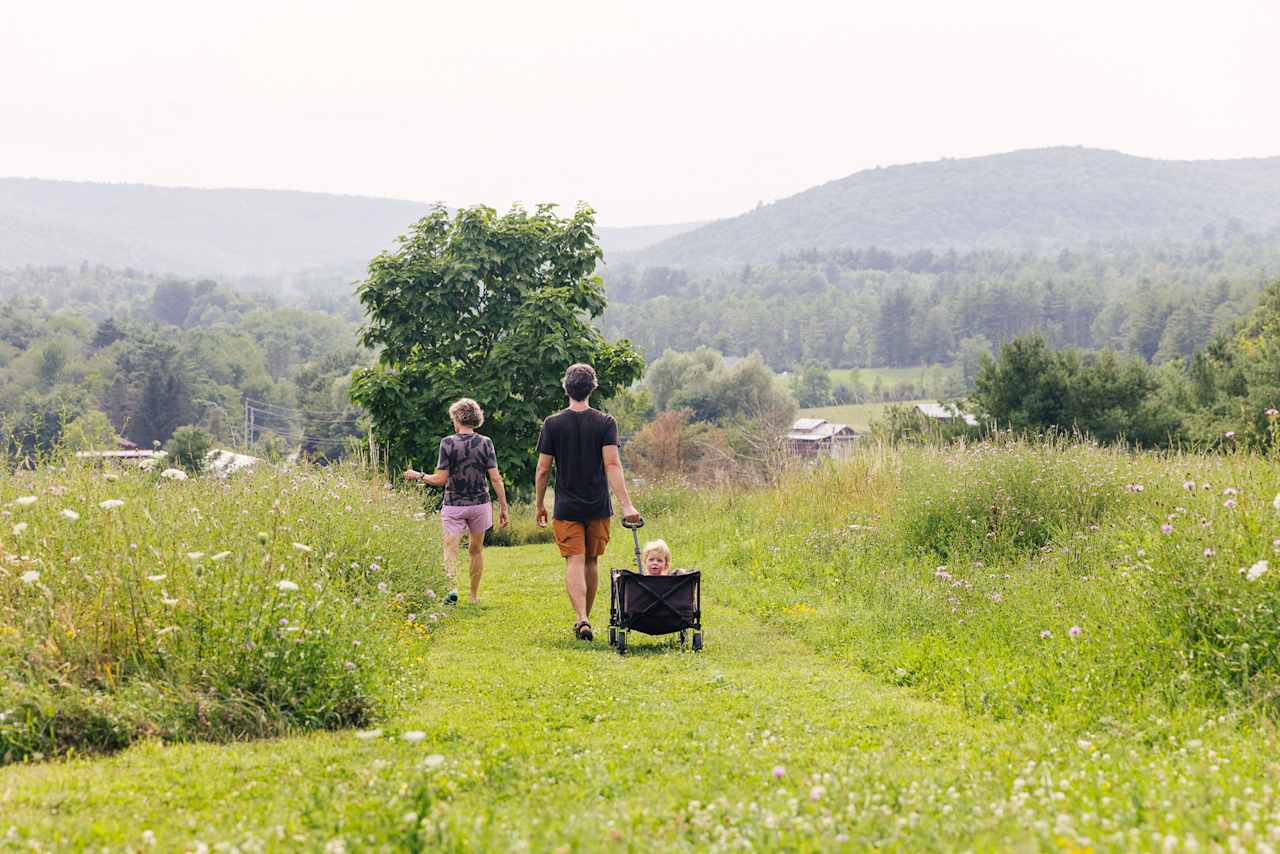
[623, 516, 645, 574]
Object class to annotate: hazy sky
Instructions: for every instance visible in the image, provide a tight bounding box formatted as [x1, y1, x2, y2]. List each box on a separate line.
[2, 1, 1277, 226]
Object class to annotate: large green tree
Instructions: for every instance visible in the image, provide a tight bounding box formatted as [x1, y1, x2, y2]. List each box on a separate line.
[349, 205, 643, 489]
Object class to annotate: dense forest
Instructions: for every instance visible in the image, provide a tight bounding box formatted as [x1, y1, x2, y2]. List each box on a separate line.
[601, 233, 1280, 371]
[626, 148, 1280, 268]
[0, 265, 365, 459]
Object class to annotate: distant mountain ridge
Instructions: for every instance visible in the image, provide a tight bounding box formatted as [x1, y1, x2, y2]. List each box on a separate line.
[0, 178, 697, 277]
[627, 147, 1280, 269]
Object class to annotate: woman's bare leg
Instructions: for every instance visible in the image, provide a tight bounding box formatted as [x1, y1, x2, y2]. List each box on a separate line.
[442, 531, 463, 595]
[467, 535, 484, 604]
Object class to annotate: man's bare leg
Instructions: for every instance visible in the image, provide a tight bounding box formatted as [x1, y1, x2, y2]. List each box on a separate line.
[467, 535, 484, 604]
[565, 554, 589, 624]
[584, 556, 599, 617]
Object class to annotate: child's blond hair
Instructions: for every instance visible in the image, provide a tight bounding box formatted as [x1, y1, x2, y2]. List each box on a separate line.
[642, 539, 671, 565]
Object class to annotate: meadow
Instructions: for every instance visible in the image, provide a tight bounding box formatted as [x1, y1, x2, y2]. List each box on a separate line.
[3, 439, 1280, 850]
[797, 400, 932, 432]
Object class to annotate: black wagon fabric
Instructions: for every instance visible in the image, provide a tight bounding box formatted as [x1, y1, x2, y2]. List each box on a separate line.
[535, 408, 618, 522]
[436, 433, 497, 507]
[614, 570, 700, 636]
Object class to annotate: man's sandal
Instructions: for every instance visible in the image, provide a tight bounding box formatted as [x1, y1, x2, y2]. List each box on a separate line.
[574, 620, 593, 641]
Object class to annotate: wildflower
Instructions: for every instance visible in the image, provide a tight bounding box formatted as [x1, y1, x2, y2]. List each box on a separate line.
[1183, 480, 1196, 490]
[1267, 408, 1279, 418]
[1069, 625, 1083, 638]
[1273, 494, 1280, 512]
[1077, 739, 1094, 752]
[377, 582, 388, 593]
[1126, 483, 1144, 493]
[99, 499, 124, 510]
[279, 618, 289, 626]
[809, 785, 825, 801]
[990, 592, 1003, 603]
[292, 542, 313, 554]
[210, 551, 231, 561]
[1040, 629, 1052, 639]
[12, 522, 27, 536]
[1242, 560, 1268, 582]
[355, 729, 382, 740]
[1204, 548, 1214, 558]
[1224, 499, 1237, 510]
[1225, 431, 1235, 439]
[276, 580, 300, 592]
[344, 661, 356, 671]
[59, 509, 79, 521]
[425, 589, 436, 600]
[19, 570, 39, 584]
[401, 730, 426, 743]
[159, 468, 188, 481]
[187, 552, 205, 560]
[146, 574, 167, 582]
[162, 595, 178, 606]
[771, 765, 786, 779]
[934, 568, 952, 580]
[1223, 487, 1238, 496]
[12, 496, 37, 507]
[156, 626, 178, 637]
[1160, 524, 1173, 535]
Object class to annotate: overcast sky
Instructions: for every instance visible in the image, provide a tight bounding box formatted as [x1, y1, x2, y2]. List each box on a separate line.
[2, 1, 1277, 226]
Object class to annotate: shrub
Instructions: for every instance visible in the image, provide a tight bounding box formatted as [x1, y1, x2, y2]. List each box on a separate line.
[164, 424, 213, 473]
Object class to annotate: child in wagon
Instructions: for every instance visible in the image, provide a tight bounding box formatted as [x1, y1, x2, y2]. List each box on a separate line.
[641, 539, 690, 576]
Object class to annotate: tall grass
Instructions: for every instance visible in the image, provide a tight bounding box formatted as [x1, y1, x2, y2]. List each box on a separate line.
[0, 462, 445, 762]
[656, 437, 1280, 724]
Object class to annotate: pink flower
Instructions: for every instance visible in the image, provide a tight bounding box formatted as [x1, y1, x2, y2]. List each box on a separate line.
[809, 786, 825, 801]
[1204, 548, 1215, 557]
[1224, 499, 1237, 509]
[1223, 487, 1238, 496]
[771, 765, 786, 780]
[1225, 431, 1236, 439]
[1040, 629, 1052, 639]
[1160, 524, 1173, 534]
[1069, 625, 1082, 638]
[1183, 480, 1196, 490]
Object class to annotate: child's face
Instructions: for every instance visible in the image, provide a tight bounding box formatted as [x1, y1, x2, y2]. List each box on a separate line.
[644, 552, 669, 575]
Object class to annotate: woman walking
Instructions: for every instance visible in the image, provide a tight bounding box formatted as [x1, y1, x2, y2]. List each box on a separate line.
[404, 398, 509, 605]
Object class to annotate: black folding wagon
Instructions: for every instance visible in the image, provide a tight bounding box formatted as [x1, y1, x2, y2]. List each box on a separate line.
[608, 518, 703, 655]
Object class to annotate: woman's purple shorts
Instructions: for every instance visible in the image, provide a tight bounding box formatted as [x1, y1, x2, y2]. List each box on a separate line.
[441, 503, 492, 535]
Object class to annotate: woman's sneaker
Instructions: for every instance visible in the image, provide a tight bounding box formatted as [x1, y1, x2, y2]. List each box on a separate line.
[443, 590, 459, 605]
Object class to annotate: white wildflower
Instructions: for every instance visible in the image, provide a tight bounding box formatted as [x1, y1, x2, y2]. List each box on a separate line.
[99, 499, 125, 510]
[1273, 493, 1280, 512]
[422, 753, 445, 768]
[59, 509, 80, 521]
[162, 595, 179, 607]
[276, 579, 299, 592]
[187, 552, 205, 560]
[147, 574, 167, 582]
[1243, 560, 1269, 582]
[210, 551, 231, 561]
[156, 626, 179, 637]
[19, 570, 39, 585]
[159, 468, 188, 481]
[12, 495, 37, 507]
[401, 730, 426, 743]
[12, 522, 27, 536]
[355, 728, 383, 740]
[292, 542, 313, 553]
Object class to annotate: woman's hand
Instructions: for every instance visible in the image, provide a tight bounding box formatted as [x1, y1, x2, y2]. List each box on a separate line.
[498, 503, 509, 529]
[403, 468, 421, 482]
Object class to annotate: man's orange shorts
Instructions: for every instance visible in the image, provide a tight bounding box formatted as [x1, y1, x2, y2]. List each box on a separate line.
[552, 517, 611, 558]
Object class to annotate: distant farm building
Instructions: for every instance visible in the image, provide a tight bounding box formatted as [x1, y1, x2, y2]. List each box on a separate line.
[914, 402, 980, 427]
[786, 418, 858, 458]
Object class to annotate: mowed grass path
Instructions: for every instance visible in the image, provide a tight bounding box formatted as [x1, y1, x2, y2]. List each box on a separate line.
[1, 540, 1266, 851]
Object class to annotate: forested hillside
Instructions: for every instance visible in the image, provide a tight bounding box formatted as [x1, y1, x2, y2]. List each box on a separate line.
[602, 235, 1280, 370]
[627, 148, 1280, 269]
[0, 179, 693, 276]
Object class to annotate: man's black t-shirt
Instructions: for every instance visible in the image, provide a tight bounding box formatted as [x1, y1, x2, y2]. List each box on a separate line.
[536, 407, 618, 522]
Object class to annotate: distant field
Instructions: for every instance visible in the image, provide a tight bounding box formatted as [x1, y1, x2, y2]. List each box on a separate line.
[798, 399, 933, 431]
[829, 364, 960, 389]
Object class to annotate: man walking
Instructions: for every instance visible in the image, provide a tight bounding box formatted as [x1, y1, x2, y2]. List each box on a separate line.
[535, 363, 641, 641]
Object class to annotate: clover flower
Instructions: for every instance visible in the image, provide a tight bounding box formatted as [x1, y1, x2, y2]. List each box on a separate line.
[12, 496, 37, 507]
[1224, 499, 1237, 509]
[1183, 480, 1196, 490]
[19, 570, 39, 585]
[1242, 560, 1268, 582]
[1040, 629, 1052, 639]
[276, 580, 300, 592]
[59, 509, 79, 521]
[1069, 625, 1083, 638]
[1160, 524, 1173, 535]
[771, 765, 786, 779]
[99, 499, 124, 510]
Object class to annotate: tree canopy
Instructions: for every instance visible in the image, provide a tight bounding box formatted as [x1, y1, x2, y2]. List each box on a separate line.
[349, 205, 643, 489]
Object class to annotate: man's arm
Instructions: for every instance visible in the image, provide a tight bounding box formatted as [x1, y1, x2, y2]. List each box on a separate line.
[534, 453, 553, 527]
[602, 445, 640, 523]
[403, 467, 448, 487]
[487, 467, 509, 528]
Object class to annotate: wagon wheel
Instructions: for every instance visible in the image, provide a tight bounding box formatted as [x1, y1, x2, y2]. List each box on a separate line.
[617, 632, 627, 655]
[692, 631, 703, 652]
[679, 630, 687, 647]
[608, 627, 617, 647]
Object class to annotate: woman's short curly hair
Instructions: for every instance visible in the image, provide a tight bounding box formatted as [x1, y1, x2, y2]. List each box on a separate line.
[448, 398, 484, 428]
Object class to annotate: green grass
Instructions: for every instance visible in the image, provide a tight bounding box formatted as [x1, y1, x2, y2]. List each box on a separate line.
[4, 444, 1280, 849]
[829, 364, 960, 390]
[798, 400, 932, 431]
